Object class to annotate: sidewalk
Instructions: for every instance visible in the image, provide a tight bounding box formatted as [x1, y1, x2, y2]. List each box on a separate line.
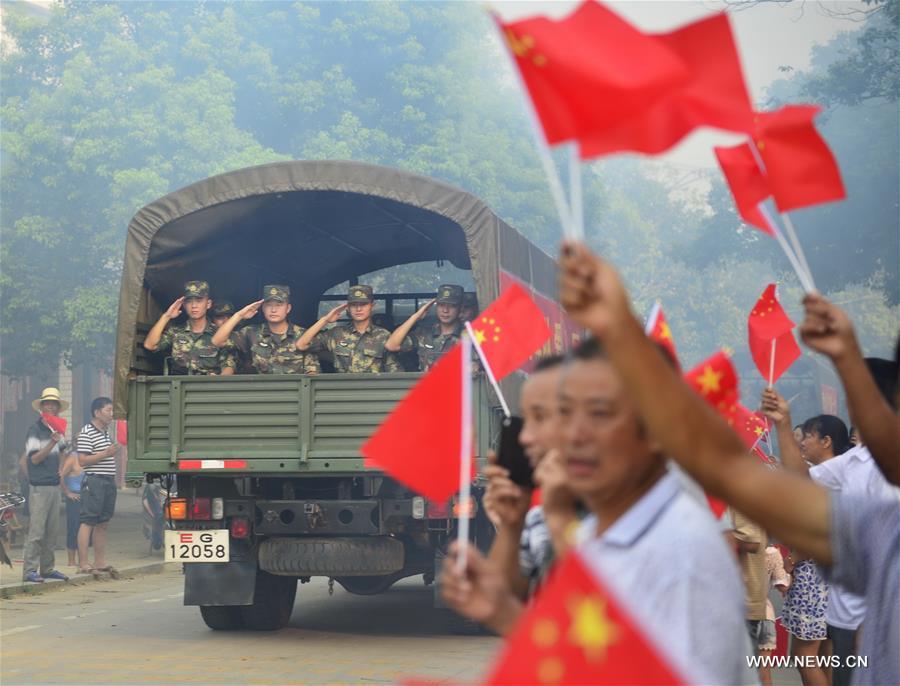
[1, 488, 173, 597]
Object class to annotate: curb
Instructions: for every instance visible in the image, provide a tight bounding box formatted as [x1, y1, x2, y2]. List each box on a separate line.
[0, 561, 176, 600]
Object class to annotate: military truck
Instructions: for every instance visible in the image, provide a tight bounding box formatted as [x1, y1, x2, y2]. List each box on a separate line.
[114, 160, 572, 630]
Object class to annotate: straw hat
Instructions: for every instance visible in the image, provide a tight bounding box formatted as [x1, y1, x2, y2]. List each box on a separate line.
[32, 387, 69, 413]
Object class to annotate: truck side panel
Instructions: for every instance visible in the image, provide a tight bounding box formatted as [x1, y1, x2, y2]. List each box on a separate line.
[128, 374, 498, 474]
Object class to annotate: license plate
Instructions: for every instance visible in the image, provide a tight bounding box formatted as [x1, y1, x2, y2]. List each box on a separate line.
[164, 530, 229, 562]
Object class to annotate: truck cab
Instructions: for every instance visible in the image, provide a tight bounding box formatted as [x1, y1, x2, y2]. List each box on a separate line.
[114, 160, 570, 630]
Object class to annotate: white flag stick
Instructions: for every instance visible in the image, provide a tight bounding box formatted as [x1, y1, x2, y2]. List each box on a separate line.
[456, 334, 474, 573]
[780, 213, 816, 292]
[464, 321, 511, 418]
[569, 143, 585, 240]
[491, 18, 577, 240]
[759, 204, 815, 293]
[747, 139, 815, 289]
[768, 338, 777, 389]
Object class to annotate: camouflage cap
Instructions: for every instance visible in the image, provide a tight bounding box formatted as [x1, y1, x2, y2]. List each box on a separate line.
[347, 284, 374, 304]
[263, 285, 290, 303]
[183, 281, 210, 299]
[436, 284, 463, 305]
[462, 291, 479, 309]
[211, 300, 235, 318]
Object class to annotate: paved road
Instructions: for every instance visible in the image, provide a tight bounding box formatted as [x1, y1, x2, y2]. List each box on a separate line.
[1, 568, 499, 685]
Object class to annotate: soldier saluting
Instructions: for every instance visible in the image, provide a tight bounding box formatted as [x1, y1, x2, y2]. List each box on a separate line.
[385, 284, 465, 371]
[143, 281, 236, 375]
[211, 285, 320, 375]
[297, 285, 400, 373]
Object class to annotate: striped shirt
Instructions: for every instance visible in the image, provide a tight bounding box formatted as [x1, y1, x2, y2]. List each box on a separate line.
[75, 422, 116, 476]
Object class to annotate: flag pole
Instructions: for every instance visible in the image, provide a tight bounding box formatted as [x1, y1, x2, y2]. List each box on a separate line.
[768, 338, 777, 388]
[780, 214, 816, 291]
[747, 139, 814, 290]
[456, 334, 474, 573]
[490, 16, 578, 240]
[759, 204, 815, 293]
[569, 143, 584, 239]
[464, 321, 512, 418]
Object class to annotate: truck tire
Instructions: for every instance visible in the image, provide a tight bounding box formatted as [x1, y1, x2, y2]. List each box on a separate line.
[199, 605, 244, 631]
[240, 570, 297, 631]
[258, 537, 404, 576]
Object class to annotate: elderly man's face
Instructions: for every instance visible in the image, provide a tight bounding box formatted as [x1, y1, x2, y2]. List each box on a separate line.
[40, 400, 61, 416]
[558, 358, 663, 505]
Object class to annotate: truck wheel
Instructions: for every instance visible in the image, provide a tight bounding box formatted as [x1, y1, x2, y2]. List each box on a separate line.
[199, 605, 244, 631]
[334, 574, 398, 595]
[240, 570, 297, 631]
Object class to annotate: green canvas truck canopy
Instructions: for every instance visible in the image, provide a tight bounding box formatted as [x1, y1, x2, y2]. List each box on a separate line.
[114, 160, 560, 417]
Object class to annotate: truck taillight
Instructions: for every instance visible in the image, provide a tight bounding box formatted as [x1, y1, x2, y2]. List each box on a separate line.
[165, 498, 188, 520]
[211, 497, 224, 520]
[426, 499, 450, 519]
[191, 497, 211, 520]
[452, 496, 476, 519]
[411, 497, 425, 520]
[230, 517, 250, 539]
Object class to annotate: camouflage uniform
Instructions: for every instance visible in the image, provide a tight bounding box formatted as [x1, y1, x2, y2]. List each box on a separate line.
[307, 285, 400, 373]
[230, 285, 320, 375]
[157, 281, 236, 375]
[231, 323, 320, 374]
[398, 285, 464, 371]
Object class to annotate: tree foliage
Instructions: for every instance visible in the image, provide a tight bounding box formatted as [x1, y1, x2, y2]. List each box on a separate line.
[1, 1, 896, 380]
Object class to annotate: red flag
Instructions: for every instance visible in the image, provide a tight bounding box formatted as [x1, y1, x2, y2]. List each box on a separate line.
[116, 420, 128, 446]
[747, 284, 802, 384]
[684, 351, 738, 409]
[41, 413, 67, 435]
[706, 494, 728, 519]
[581, 13, 754, 158]
[754, 105, 846, 212]
[715, 143, 772, 234]
[486, 552, 686, 685]
[361, 345, 471, 502]
[470, 284, 552, 380]
[729, 404, 771, 451]
[644, 302, 680, 370]
[497, 1, 688, 146]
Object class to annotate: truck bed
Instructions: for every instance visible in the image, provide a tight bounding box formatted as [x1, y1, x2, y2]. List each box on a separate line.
[127, 373, 497, 474]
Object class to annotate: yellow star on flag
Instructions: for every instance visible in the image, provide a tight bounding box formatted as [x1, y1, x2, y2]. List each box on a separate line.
[697, 365, 723, 395]
[754, 426, 765, 437]
[567, 595, 621, 662]
[473, 328, 486, 346]
[658, 321, 672, 340]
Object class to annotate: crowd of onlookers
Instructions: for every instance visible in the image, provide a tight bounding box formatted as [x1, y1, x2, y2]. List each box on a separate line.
[19, 393, 122, 581]
[440, 241, 899, 686]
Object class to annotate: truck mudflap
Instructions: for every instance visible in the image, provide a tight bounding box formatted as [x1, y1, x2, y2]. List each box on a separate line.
[258, 536, 404, 576]
[184, 560, 257, 606]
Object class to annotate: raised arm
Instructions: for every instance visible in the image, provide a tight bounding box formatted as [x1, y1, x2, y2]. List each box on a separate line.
[385, 299, 435, 352]
[800, 293, 900, 486]
[212, 300, 263, 348]
[296, 304, 346, 351]
[143, 297, 185, 351]
[558, 242, 832, 564]
[760, 387, 807, 475]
